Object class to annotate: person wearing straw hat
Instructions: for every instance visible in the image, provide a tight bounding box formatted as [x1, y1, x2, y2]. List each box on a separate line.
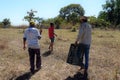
[23, 21, 42, 74]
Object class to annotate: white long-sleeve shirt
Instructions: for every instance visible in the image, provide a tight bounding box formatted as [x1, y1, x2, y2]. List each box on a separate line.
[76, 22, 92, 45]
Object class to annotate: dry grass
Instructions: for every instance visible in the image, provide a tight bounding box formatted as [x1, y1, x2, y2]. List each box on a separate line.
[0, 28, 120, 80]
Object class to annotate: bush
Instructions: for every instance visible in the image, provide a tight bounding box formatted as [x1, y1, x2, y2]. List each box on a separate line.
[71, 26, 77, 32]
[116, 24, 120, 29]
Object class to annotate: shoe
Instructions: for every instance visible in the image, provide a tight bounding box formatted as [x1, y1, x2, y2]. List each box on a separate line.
[36, 68, 41, 71]
[31, 70, 35, 74]
[36, 65, 42, 71]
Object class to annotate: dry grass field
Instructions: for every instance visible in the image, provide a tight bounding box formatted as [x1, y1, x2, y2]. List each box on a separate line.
[0, 28, 120, 80]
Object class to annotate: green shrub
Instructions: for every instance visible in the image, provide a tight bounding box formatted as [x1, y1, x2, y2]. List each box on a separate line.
[71, 26, 77, 32]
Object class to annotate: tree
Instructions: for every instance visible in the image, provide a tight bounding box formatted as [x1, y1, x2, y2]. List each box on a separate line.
[54, 16, 63, 29]
[0, 22, 2, 28]
[24, 9, 41, 23]
[114, 0, 120, 25]
[89, 16, 110, 29]
[102, 0, 115, 24]
[41, 18, 55, 28]
[2, 18, 11, 28]
[36, 17, 43, 27]
[98, 11, 107, 20]
[99, 0, 120, 26]
[36, 17, 43, 34]
[59, 4, 85, 25]
[89, 16, 98, 28]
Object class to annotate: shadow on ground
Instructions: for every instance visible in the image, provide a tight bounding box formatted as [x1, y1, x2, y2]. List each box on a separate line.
[15, 70, 39, 80]
[42, 50, 52, 57]
[65, 72, 88, 80]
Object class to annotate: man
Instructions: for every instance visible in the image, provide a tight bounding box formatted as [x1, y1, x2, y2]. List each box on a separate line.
[48, 23, 57, 52]
[23, 21, 42, 74]
[75, 16, 92, 74]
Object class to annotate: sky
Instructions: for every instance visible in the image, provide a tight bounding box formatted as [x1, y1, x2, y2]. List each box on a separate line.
[0, 0, 106, 26]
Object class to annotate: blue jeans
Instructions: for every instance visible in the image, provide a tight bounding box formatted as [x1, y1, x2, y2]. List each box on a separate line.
[77, 43, 90, 70]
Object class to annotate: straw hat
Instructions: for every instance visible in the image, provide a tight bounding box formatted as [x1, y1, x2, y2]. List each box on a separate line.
[30, 21, 35, 25]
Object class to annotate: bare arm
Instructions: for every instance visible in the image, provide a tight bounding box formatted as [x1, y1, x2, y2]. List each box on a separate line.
[23, 38, 26, 50]
[75, 25, 84, 45]
[39, 29, 42, 35]
[54, 33, 57, 37]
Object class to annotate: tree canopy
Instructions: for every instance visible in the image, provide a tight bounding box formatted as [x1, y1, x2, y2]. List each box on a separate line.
[24, 9, 43, 24]
[98, 0, 120, 26]
[59, 4, 85, 25]
[2, 18, 11, 28]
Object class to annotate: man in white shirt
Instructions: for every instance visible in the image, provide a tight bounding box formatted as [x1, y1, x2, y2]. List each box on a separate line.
[23, 21, 41, 74]
[75, 16, 92, 74]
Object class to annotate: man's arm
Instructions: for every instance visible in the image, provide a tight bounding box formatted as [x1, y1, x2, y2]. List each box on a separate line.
[37, 29, 41, 40]
[75, 25, 84, 45]
[39, 28, 42, 35]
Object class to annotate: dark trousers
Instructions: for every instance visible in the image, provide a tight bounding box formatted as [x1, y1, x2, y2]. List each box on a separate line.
[77, 43, 90, 70]
[28, 48, 41, 72]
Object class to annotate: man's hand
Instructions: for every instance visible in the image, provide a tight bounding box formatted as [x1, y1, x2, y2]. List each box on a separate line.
[39, 29, 42, 34]
[75, 41, 78, 46]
